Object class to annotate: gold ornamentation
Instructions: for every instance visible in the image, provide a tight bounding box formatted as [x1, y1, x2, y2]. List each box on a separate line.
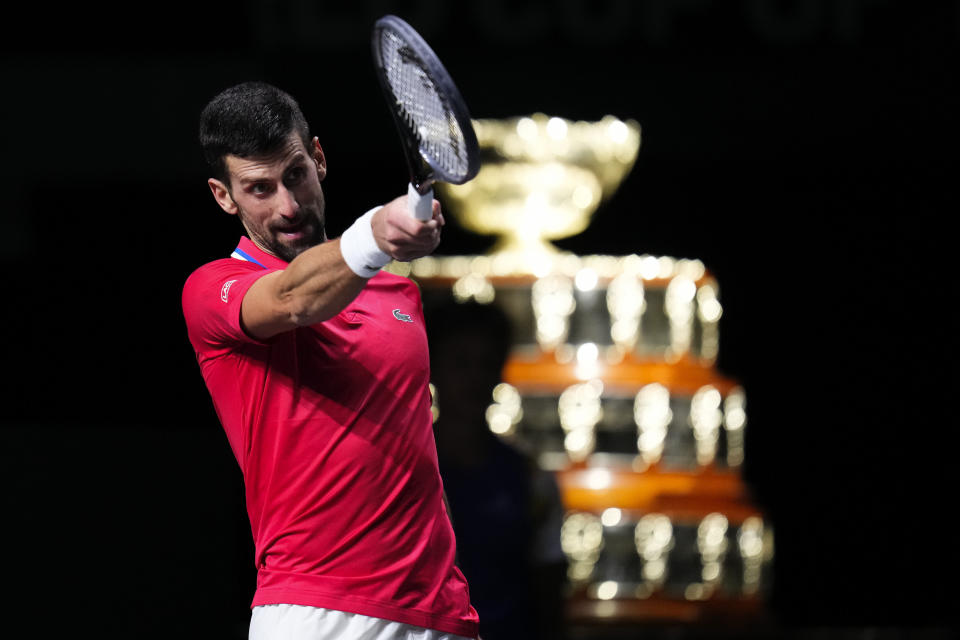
[437, 114, 641, 267]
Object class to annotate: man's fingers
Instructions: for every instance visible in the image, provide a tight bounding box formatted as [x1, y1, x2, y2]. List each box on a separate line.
[371, 195, 444, 261]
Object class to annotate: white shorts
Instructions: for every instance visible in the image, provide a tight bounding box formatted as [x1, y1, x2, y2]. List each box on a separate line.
[249, 604, 475, 640]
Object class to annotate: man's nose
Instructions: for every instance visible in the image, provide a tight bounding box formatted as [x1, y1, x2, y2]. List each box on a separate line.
[276, 185, 300, 219]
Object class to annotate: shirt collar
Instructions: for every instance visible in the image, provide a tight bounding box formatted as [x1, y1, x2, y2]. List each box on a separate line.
[230, 236, 289, 270]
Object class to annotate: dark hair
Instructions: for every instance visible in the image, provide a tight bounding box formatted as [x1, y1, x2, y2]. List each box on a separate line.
[199, 81, 312, 185]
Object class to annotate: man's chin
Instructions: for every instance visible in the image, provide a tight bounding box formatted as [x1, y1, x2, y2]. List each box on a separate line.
[270, 232, 324, 262]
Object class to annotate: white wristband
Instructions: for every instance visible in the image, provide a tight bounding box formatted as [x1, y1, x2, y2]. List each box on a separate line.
[340, 206, 391, 278]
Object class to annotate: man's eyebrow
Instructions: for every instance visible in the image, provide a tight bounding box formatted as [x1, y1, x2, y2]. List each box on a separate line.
[286, 152, 308, 166]
[234, 151, 308, 186]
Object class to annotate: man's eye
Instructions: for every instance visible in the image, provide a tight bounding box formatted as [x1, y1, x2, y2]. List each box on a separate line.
[285, 168, 306, 186]
[251, 183, 269, 195]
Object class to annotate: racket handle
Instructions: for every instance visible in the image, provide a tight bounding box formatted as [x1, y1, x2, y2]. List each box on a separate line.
[407, 183, 434, 221]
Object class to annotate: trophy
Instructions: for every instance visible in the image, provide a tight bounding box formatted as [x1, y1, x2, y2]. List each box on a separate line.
[391, 113, 773, 628]
[437, 113, 641, 271]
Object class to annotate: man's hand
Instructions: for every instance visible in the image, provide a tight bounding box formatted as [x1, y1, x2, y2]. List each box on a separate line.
[371, 195, 444, 262]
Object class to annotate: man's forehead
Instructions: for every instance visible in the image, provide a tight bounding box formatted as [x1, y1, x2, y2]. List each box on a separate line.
[227, 134, 309, 181]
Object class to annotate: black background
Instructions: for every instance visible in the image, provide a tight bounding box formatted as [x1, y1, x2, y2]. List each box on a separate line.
[1, 1, 956, 636]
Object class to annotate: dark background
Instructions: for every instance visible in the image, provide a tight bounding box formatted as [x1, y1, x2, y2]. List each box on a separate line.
[1, 1, 956, 637]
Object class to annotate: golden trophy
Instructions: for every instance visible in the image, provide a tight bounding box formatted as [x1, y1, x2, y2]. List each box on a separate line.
[437, 113, 641, 271]
[390, 113, 773, 631]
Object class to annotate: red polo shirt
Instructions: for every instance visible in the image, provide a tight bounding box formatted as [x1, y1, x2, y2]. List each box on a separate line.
[182, 237, 478, 637]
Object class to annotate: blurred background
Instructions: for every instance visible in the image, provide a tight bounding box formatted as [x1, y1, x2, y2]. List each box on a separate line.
[1, 1, 956, 637]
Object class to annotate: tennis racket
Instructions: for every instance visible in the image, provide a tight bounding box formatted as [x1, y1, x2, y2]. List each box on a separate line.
[371, 15, 480, 220]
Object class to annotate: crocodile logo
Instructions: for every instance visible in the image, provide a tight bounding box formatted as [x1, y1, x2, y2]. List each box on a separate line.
[392, 309, 413, 323]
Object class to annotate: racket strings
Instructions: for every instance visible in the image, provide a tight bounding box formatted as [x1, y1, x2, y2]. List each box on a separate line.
[379, 31, 471, 179]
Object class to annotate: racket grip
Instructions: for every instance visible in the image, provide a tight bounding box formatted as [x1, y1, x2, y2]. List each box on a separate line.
[407, 183, 434, 221]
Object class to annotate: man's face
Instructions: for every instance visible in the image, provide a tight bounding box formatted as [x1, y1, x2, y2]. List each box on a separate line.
[208, 132, 328, 262]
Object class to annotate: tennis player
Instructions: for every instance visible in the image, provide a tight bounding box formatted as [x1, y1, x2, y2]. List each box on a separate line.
[182, 81, 479, 640]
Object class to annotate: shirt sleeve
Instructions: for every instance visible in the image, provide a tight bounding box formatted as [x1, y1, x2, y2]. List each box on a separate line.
[182, 260, 277, 354]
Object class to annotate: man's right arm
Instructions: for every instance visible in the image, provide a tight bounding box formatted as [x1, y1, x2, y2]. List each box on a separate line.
[240, 196, 443, 340]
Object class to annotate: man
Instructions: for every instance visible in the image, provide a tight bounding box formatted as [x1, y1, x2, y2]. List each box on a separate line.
[182, 81, 479, 640]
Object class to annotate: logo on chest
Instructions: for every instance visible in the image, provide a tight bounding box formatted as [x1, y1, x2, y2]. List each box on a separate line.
[392, 308, 413, 323]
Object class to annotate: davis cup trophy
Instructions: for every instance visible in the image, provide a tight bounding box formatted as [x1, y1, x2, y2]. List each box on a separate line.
[439, 113, 641, 268]
[388, 113, 773, 630]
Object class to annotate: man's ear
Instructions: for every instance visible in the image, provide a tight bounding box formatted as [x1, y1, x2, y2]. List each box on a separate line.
[208, 178, 239, 215]
[312, 137, 327, 182]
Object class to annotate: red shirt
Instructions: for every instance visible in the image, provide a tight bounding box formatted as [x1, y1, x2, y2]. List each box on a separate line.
[182, 237, 478, 637]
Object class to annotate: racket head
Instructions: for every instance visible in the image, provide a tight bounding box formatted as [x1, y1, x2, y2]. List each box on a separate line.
[371, 15, 480, 192]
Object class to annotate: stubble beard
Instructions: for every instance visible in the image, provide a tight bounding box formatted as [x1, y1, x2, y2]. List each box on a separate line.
[239, 207, 327, 263]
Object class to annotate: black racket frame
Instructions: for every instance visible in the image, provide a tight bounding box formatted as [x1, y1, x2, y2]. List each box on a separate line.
[371, 15, 480, 195]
